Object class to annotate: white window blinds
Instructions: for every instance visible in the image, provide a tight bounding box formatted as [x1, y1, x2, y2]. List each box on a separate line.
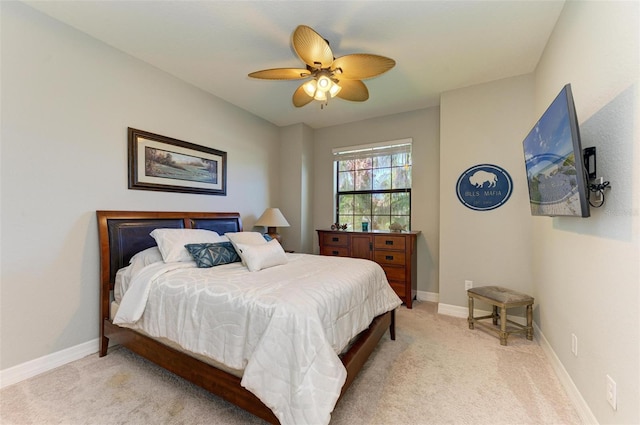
[332, 138, 412, 161]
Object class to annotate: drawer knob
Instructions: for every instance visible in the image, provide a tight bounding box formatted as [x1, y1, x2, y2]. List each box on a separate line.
[386, 255, 394, 261]
[332, 237, 339, 242]
[332, 250, 339, 255]
[385, 240, 394, 245]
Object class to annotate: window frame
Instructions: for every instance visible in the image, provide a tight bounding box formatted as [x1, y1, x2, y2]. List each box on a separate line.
[333, 139, 412, 231]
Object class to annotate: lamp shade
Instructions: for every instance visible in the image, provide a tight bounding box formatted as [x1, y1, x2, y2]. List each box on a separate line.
[255, 208, 290, 228]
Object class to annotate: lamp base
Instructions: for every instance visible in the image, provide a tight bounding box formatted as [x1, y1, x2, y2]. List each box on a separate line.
[266, 227, 282, 244]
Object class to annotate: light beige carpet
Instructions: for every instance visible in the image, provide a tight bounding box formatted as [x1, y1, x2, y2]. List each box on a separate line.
[0, 301, 581, 424]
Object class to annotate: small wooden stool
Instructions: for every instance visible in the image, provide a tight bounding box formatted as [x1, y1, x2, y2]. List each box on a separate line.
[467, 286, 534, 346]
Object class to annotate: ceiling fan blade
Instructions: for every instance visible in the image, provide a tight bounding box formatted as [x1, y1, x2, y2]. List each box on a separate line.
[293, 83, 314, 107]
[248, 68, 311, 80]
[332, 54, 396, 80]
[293, 25, 334, 69]
[336, 79, 369, 102]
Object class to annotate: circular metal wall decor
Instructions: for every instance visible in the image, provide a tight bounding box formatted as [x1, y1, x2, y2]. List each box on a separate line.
[456, 164, 513, 211]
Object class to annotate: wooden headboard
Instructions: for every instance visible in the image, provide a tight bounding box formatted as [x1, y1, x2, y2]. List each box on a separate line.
[96, 211, 243, 288]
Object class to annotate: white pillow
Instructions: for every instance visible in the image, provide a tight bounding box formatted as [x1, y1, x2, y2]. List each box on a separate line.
[225, 232, 268, 265]
[130, 246, 164, 268]
[235, 239, 288, 272]
[115, 246, 163, 303]
[150, 228, 226, 262]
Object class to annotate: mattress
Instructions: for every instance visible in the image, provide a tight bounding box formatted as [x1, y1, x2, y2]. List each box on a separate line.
[112, 253, 401, 425]
[111, 299, 244, 377]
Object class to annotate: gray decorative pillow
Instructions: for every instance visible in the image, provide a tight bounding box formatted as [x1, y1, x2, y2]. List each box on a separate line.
[184, 242, 241, 268]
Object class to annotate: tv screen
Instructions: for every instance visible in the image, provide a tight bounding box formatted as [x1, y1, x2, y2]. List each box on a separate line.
[522, 84, 590, 217]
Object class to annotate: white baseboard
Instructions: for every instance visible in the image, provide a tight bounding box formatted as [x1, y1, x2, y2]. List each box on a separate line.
[0, 338, 99, 389]
[534, 323, 598, 424]
[437, 302, 597, 424]
[437, 302, 469, 318]
[416, 290, 439, 302]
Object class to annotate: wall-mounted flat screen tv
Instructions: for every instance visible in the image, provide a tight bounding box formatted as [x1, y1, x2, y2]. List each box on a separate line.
[522, 84, 590, 217]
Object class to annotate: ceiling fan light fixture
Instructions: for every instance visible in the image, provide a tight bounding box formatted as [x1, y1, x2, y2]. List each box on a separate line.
[302, 75, 340, 102]
[303, 80, 317, 97]
[329, 82, 342, 97]
[317, 75, 332, 92]
[314, 90, 327, 101]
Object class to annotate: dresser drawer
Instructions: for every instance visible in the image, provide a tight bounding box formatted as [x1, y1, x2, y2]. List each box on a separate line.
[381, 265, 406, 281]
[374, 235, 406, 251]
[320, 246, 349, 257]
[321, 233, 349, 247]
[374, 250, 406, 266]
[388, 281, 406, 298]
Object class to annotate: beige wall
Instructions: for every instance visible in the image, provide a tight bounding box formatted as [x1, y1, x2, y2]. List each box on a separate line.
[278, 123, 314, 253]
[533, 1, 639, 423]
[438, 74, 535, 311]
[313, 108, 441, 295]
[0, 2, 280, 369]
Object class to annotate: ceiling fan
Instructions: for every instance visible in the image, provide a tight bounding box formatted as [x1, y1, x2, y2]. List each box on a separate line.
[248, 25, 396, 108]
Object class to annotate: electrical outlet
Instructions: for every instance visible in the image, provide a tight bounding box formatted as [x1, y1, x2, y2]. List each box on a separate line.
[571, 333, 578, 356]
[465, 280, 473, 291]
[606, 375, 617, 410]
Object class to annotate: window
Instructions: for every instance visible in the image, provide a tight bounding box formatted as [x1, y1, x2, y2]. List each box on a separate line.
[333, 139, 412, 231]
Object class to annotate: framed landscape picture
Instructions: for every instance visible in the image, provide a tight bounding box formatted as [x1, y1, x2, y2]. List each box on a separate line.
[128, 128, 227, 196]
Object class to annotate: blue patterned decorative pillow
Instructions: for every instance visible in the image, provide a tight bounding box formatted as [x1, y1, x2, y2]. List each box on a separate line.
[184, 242, 241, 268]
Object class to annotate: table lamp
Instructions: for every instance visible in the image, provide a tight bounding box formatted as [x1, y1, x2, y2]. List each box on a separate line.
[254, 208, 290, 243]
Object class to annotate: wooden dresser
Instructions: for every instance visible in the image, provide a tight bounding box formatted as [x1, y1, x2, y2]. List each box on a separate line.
[317, 229, 420, 308]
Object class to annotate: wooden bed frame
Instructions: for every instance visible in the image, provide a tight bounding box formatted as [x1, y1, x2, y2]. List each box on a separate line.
[97, 210, 395, 424]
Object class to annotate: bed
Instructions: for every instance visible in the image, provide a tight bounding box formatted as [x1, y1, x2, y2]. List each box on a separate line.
[97, 210, 400, 424]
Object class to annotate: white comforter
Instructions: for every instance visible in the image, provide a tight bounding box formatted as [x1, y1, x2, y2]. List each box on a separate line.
[113, 253, 401, 425]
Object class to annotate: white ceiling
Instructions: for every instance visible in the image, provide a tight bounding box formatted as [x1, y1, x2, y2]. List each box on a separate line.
[24, 1, 565, 129]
